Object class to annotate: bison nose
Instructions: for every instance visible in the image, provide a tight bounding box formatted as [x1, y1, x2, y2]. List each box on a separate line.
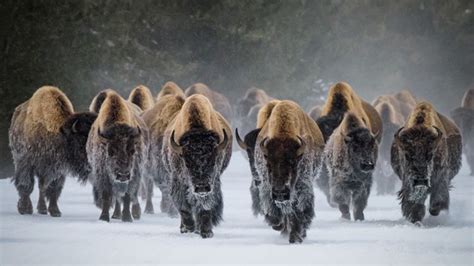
[194, 184, 211, 194]
[116, 171, 130, 182]
[272, 186, 291, 202]
[360, 161, 375, 171]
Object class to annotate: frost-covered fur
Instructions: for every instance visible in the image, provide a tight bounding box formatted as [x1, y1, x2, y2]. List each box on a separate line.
[325, 112, 378, 221]
[255, 100, 324, 244]
[391, 102, 462, 223]
[450, 89, 474, 175]
[87, 91, 148, 222]
[162, 95, 232, 238]
[9, 86, 97, 217]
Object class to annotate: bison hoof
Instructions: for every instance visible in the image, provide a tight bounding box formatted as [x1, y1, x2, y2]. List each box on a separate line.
[37, 205, 47, 215]
[180, 225, 195, 234]
[200, 230, 214, 239]
[122, 213, 133, 222]
[341, 213, 351, 220]
[429, 208, 441, 216]
[111, 210, 122, 219]
[289, 233, 303, 244]
[354, 212, 365, 221]
[18, 197, 33, 215]
[144, 202, 154, 214]
[272, 223, 284, 231]
[413, 221, 424, 227]
[99, 213, 110, 222]
[48, 207, 62, 217]
[132, 204, 141, 220]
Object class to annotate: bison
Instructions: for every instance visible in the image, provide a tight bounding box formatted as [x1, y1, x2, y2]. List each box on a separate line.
[128, 85, 155, 111]
[86, 90, 148, 222]
[325, 112, 379, 220]
[316, 82, 382, 206]
[157, 81, 185, 100]
[236, 100, 280, 216]
[391, 102, 462, 224]
[308, 105, 322, 122]
[185, 83, 234, 124]
[254, 100, 324, 243]
[9, 86, 97, 216]
[141, 94, 185, 216]
[162, 94, 232, 238]
[450, 89, 474, 176]
[236, 87, 273, 119]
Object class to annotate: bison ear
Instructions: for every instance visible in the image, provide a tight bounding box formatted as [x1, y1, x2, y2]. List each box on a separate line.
[235, 128, 247, 150]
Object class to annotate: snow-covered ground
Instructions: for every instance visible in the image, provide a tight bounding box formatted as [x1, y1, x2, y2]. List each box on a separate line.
[1, 152, 473, 265]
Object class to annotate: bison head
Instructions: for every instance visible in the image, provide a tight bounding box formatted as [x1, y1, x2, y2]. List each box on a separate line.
[98, 124, 142, 183]
[394, 126, 443, 188]
[259, 136, 305, 203]
[170, 129, 228, 195]
[236, 128, 261, 184]
[61, 112, 97, 181]
[344, 128, 379, 173]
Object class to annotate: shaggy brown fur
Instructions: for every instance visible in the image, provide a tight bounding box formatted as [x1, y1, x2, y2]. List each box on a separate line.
[10, 86, 97, 217]
[461, 88, 474, 109]
[185, 83, 234, 123]
[141, 94, 185, 216]
[391, 101, 462, 223]
[128, 85, 155, 111]
[255, 100, 324, 243]
[157, 81, 185, 99]
[372, 90, 416, 120]
[89, 89, 115, 113]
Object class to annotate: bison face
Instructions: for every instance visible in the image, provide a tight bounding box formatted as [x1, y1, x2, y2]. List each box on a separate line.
[170, 129, 228, 195]
[317, 115, 343, 142]
[61, 112, 98, 179]
[344, 128, 378, 173]
[236, 128, 261, 183]
[395, 126, 443, 187]
[260, 137, 305, 203]
[99, 124, 142, 183]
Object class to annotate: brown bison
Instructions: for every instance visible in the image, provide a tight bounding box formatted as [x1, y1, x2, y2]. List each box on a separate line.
[451, 89, 474, 175]
[86, 90, 148, 222]
[316, 82, 382, 206]
[236, 87, 273, 119]
[254, 100, 324, 243]
[325, 112, 379, 220]
[391, 102, 462, 224]
[141, 94, 185, 216]
[157, 81, 185, 100]
[89, 89, 114, 113]
[163, 94, 232, 238]
[9, 86, 97, 216]
[128, 85, 155, 111]
[185, 83, 233, 123]
[236, 100, 280, 216]
[372, 98, 405, 194]
[372, 90, 416, 121]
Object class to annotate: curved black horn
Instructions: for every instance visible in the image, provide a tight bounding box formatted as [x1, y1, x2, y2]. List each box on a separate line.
[71, 119, 79, 134]
[235, 128, 247, 150]
[169, 130, 183, 154]
[394, 127, 404, 139]
[218, 129, 229, 151]
[433, 126, 443, 140]
[296, 136, 306, 157]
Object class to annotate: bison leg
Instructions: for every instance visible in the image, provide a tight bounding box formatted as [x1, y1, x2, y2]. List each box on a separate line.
[179, 210, 195, 233]
[37, 177, 48, 215]
[250, 182, 262, 216]
[289, 215, 303, 244]
[197, 210, 213, 239]
[14, 165, 34, 215]
[45, 175, 65, 217]
[99, 190, 111, 222]
[352, 187, 370, 221]
[132, 202, 141, 220]
[401, 197, 425, 223]
[161, 187, 178, 217]
[316, 164, 334, 207]
[330, 184, 351, 220]
[144, 177, 154, 214]
[111, 200, 121, 219]
[429, 179, 450, 216]
[121, 193, 133, 222]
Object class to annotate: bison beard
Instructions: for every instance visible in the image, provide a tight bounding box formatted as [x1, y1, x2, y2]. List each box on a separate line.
[168, 130, 227, 238]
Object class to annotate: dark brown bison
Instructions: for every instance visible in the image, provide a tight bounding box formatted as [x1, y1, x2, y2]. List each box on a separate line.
[451, 89, 474, 176]
[128, 85, 155, 111]
[9, 86, 97, 216]
[185, 83, 233, 124]
[157, 81, 185, 100]
[316, 82, 382, 206]
[372, 98, 405, 194]
[141, 94, 185, 216]
[236, 87, 273, 119]
[325, 112, 379, 220]
[236, 100, 280, 216]
[89, 89, 114, 113]
[254, 100, 324, 243]
[163, 94, 232, 238]
[86, 90, 148, 222]
[391, 102, 462, 224]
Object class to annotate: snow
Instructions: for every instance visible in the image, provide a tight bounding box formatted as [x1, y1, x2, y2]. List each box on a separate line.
[1, 152, 473, 265]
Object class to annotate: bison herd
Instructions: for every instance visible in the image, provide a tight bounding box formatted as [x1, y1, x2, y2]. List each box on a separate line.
[9, 82, 473, 243]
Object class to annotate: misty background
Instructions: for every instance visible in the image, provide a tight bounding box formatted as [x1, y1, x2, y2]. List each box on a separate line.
[1, 0, 473, 177]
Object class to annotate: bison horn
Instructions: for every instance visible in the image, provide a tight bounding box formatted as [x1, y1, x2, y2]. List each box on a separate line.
[433, 126, 443, 140]
[170, 130, 183, 154]
[259, 137, 268, 154]
[71, 119, 79, 134]
[394, 127, 404, 139]
[296, 136, 306, 157]
[372, 130, 381, 142]
[217, 129, 229, 151]
[235, 128, 247, 150]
